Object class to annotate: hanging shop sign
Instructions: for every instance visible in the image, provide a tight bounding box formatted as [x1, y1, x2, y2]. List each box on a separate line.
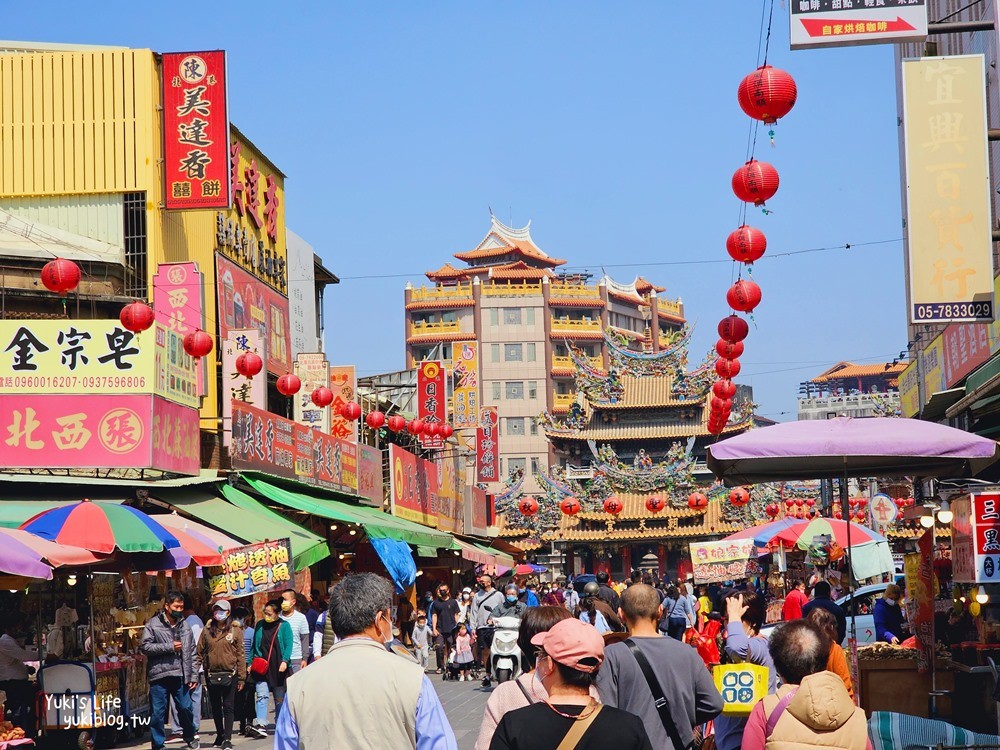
[162, 51, 230, 209]
[417, 360, 446, 449]
[216, 253, 290, 375]
[436, 452, 464, 534]
[229, 400, 358, 492]
[898, 361, 920, 418]
[389, 444, 438, 528]
[870, 493, 899, 532]
[0, 394, 198, 474]
[207, 539, 293, 598]
[689, 539, 761, 584]
[475, 406, 500, 483]
[154, 325, 200, 409]
[952, 492, 1000, 583]
[221, 329, 266, 446]
[328, 365, 357, 444]
[357, 444, 383, 507]
[903, 530, 935, 674]
[903, 55, 994, 324]
[451, 342, 479, 429]
[790, 1, 927, 51]
[153, 262, 207, 397]
[943, 322, 994, 388]
[467, 486, 492, 537]
[293, 353, 330, 434]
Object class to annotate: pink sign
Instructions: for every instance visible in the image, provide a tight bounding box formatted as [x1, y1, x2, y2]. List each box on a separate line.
[151, 397, 201, 475]
[1, 394, 153, 469]
[943, 323, 992, 387]
[357, 444, 383, 507]
[216, 253, 290, 375]
[153, 262, 206, 395]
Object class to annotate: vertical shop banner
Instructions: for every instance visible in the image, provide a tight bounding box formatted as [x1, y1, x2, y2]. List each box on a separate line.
[357, 444, 384, 507]
[952, 492, 1000, 583]
[151, 397, 201, 475]
[221, 329, 265, 446]
[293, 353, 330, 433]
[476, 406, 500, 483]
[154, 325, 199, 409]
[162, 51, 230, 209]
[468, 486, 491, 537]
[898, 361, 920, 418]
[328, 365, 358, 443]
[451, 342, 479, 429]
[153, 262, 206, 398]
[942, 323, 993, 387]
[689, 540, 762, 584]
[921, 334, 946, 398]
[436, 453, 464, 534]
[216, 254, 291, 375]
[952, 494, 975, 582]
[904, 531, 935, 674]
[207, 539, 293, 598]
[313, 431, 358, 494]
[417, 361, 446, 449]
[389, 444, 437, 527]
[903, 55, 995, 324]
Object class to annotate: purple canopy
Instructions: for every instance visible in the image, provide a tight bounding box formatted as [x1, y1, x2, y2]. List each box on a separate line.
[706, 416, 999, 486]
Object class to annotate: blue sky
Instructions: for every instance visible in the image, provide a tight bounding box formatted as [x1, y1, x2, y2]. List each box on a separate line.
[7, 2, 906, 420]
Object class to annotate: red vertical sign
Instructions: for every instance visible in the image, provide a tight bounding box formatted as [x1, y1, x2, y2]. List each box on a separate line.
[476, 406, 500, 483]
[163, 51, 230, 209]
[417, 361, 446, 449]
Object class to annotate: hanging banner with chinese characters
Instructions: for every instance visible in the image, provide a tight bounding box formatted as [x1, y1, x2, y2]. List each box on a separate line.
[903, 55, 995, 324]
[1, 394, 198, 474]
[451, 342, 479, 429]
[207, 539, 293, 599]
[162, 51, 230, 210]
[293, 353, 330, 434]
[0, 320, 154, 394]
[903, 530, 935, 674]
[942, 322, 995, 388]
[389, 444, 438, 527]
[216, 253, 290, 375]
[436, 452, 464, 534]
[475, 406, 500, 483]
[357, 444, 384, 507]
[328, 365, 357, 444]
[221, 329, 265, 447]
[952, 492, 1000, 583]
[153, 262, 206, 398]
[154, 325, 199, 409]
[689, 540, 762, 584]
[313, 430, 358, 494]
[417, 360, 446, 449]
[467, 486, 492, 537]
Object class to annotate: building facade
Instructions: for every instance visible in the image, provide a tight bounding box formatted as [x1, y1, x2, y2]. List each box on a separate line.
[797, 361, 905, 420]
[404, 215, 685, 491]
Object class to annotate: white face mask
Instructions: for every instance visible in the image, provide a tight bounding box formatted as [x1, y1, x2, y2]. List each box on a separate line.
[377, 612, 392, 645]
[213, 611, 228, 622]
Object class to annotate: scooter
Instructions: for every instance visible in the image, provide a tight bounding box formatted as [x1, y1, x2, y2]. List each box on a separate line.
[489, 615, 524, 685]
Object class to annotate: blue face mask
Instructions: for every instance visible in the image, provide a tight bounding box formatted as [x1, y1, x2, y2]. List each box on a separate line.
[506, 595, 518, 603]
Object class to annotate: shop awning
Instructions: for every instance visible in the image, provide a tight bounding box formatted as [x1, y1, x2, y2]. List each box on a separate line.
[473, 542, 516, 569]
[450, 538, 516, 568]
[243, 476, 454, 550]
[921, 388, 964, 421]
[158, 488, 330, 570]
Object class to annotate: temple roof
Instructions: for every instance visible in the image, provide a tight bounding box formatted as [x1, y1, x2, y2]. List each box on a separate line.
[635, 277, 666, 294]
[489, 260, 556, 280]
[810, 361, 907, 383]
[547, 497, 740, 542]
[593, 374, 704, 409]
[425, 262, 470, 281]
[455, 216, 567, 267]
[543, 412, 752, 441]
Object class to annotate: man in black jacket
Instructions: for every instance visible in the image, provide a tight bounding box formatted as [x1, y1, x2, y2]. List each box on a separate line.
[596, 571, 621, 612]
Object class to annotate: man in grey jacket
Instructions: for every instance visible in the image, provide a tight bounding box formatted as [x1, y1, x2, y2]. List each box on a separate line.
[140, 591, 200, 750]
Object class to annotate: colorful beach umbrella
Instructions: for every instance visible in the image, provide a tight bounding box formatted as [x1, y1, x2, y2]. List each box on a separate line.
[154, 514, 242, 566]
[512, 563, 547, 576]
[724, 518, 802, 549]
[20, 500, 180, 554]
[0, 534, 56, 580]
[770, 518, 887, 549]
[0, 528, 105, 568]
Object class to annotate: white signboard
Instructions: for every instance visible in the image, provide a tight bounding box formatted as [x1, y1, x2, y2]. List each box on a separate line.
[790, 1, 927, 51]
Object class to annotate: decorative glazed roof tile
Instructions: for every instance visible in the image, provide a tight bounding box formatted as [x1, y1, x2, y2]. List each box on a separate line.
[608, 289, 649, 306]
[489, 261, 556, 280]
[455, 217, 567, 267]
[591, 375, 705, 410]
[548, 330, 605, 341]
[406, 331, 477, 343]
[606, 325, 646, 341]
[574, 493, 704, 521]
[545, 499, 741, 542]
[810, 362, 907, 382]
[548, 297, 606, 308]
[635, 277, 666, 294]
[657, 308, 686, 322]
[543, 414, 752, 441]
[425, 262, 470, 281]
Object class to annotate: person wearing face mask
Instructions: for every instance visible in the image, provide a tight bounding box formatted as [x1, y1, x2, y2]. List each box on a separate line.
[251, 601, 293, 734]
[431, 585, 461, 674]
[278, 590, 310, 674]
[490, 584, 528, 623]
[274, 573, 458, 750]
[873, 583, 906, 645]
[196, 601, 245, 750]
[141, 590, 200, 750]
[458, 587, 473, 626]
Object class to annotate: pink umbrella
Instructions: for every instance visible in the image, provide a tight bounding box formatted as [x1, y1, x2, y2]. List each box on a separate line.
[153, 514, 242, 566]
[3, 528, 105, 567]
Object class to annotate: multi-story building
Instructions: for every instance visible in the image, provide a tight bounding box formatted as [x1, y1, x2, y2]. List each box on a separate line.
[797, 361, 905, 420]
[404, 215, 685, 491]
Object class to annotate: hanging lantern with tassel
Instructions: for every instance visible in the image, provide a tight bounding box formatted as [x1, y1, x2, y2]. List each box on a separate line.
[726, 225, 767, 264]
[718, 315, 750, 343]
[738, 65, 798, 125]
[365, 411, 386, 429]
[277, 374, 302, 396]
[732, 159, 779, 206]
[726, 279, 762, 313]
[311, 387, 334, 408]
[183, 329, 214, 359]
[235, 352, 263, 379]
[40, 258, 82, 294]
[119, 301, 155, 333]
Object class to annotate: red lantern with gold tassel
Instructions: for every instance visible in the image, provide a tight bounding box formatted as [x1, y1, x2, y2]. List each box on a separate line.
[726, 280, 762, 313]
[119, 301, 155, 333]
[732, 159, 779, 206]
[726, 225, 767, 264]
[738, 65, 798, 125]
[715, 358, 741, 379]
[718, 315, 749, 343]
[41, 258, 82, 294]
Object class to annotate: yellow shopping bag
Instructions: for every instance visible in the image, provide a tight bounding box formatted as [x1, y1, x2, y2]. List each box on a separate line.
[712, 663, 769, 716]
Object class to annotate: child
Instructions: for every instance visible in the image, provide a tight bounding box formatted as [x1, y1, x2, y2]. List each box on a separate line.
[453, 623, 474, 681]
[411, 612, 430, 670]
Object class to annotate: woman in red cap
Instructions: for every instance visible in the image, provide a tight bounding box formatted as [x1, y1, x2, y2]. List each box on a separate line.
[488, 618, 652, 749]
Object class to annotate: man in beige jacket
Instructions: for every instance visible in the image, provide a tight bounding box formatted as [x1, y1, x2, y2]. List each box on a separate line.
[274, 573, 457, 750]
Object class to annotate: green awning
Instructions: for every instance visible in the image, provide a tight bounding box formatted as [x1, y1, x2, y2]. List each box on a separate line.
[244, 476, 454, 550]
[0, 500, 124, 528]
[966, 353, 1000, 393]
[161, 487, 329, 570]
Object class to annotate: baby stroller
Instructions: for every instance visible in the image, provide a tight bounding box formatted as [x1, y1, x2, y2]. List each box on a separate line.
[443, 649, 463, 681]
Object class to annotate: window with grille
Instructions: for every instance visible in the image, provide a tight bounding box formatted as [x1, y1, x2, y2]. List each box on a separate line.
[505, 382, 524, 399]
[123, 192, 148, 298]
[504, 308, 522, 325]
[491, 344, 500, 362]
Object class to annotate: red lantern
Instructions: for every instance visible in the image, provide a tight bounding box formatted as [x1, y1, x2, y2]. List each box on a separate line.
[715, 358, 741, 379]
[718, 315, 750, 343]
[340, 402, 362, 421]
[738, 65, 797, 124]
[716, 339, 745, 359]
[440, 424, 454, 439]
[711, 397, 733, 414]
[687, 492, 708, 509]
[277, 373, 302, 396]
[645, 496, 665, 514]
[387, 415, 407, 432]
[603, 497, 623, 515]
[119, 301, 155, 333]
[713, 379, 737, 399]
[726, 225, 767, 264]
[366, 411, 386, 429]
[311, 386, 334, 408]
[235, 351, 264, 379]
[732, 159, 779, 206]
[40, 258, 82, 294]
[729, 487, 750, 506]
[726, 280, 762, 313]
[765, 504, 779, 518]
[519, 497, 539, 516]
[407, 419, 425, 435]
[183, 329, 214, 359]
[707, 422, 726, 436]
[560, 497, 581, 516]
[857, 498, 867, 508]
[805, 498, 815, 508]
[834, 511, 843, 520]
[794, 498, 804, 507]
[425, 422, 441, 437]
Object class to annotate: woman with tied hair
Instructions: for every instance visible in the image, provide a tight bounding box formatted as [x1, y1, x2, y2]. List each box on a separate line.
[806, 607, 854, 700]
[475, 606, 592, 750]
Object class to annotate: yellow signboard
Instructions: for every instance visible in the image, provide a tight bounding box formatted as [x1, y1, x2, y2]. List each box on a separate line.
[0, 320, 155, 395]
[903, 55, 994, 323]
[922, 333, 946, 398]
[451, 342, 479, 428]
[898, 361, 920, 418]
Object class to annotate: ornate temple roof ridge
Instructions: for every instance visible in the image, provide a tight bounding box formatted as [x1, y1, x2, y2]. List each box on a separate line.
[455, 215, 567, 267]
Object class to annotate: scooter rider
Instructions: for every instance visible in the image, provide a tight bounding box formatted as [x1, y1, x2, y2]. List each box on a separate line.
[484, 583, 526, 687]
[470, 575, 504, 685]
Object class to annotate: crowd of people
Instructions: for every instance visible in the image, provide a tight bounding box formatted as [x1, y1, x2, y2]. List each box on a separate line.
[138, 569, 879, 749]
